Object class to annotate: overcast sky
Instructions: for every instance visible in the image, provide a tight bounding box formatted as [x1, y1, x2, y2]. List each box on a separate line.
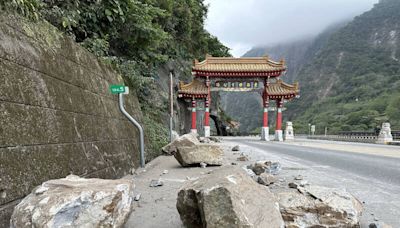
[204, 0, 379, 57]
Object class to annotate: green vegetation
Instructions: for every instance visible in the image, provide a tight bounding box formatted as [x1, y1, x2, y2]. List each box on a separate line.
[287, 0, 400, 134]
[1, 0, 230, 154]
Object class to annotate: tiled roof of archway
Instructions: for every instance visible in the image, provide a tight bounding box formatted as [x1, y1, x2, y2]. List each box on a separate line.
[266, 80, 299, 98]
[178, 79, 208, 97]
[192, 55, 286, 73]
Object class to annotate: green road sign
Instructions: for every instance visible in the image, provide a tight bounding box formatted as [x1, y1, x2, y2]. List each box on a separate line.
[110, 85, 126, 94]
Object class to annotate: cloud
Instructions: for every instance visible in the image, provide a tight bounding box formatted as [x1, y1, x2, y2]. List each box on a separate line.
[205, 0, 379, 57]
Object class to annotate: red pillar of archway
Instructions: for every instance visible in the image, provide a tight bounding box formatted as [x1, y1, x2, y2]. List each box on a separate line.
[275, 98, 283, 141]
[191, 98, 197, 134]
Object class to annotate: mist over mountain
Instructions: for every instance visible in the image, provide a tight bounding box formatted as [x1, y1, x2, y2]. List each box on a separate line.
[220, 0, 400, 134]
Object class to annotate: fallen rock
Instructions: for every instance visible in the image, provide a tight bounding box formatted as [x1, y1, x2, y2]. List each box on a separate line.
[199, 137, 211, 143]
[177, 167, 284, 228]
[294, 175, 303, 180]
[10, 175, 134, 228]
[150, 179, 163, 187]
[200, 162, 207, 168]
[369, 222, 393, 228]
[209, 137, 221, 143]
[232, 145, 240, 151]
[277, 185, 363, 228]
[134, 193, 141, 201]
[162, 133, 199, 155]
[288, 182, 299, 189]
[258, 173, 277, 186]
[237, 155, 249, 161]
[174, 144, 224, 167]
[248, 161, 282, 175]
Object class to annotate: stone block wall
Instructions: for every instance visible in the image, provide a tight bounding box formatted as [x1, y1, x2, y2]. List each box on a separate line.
[0, 14, 143, 226]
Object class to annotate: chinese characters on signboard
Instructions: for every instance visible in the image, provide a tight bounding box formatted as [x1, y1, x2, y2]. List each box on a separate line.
[214, 81, 259, 89]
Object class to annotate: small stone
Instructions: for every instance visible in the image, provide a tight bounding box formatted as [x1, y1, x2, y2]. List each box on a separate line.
[162, 170, 169, 175]
[200, 162, 207, 168]
[134, 193, 141, 201]
[288, 182, 298, 189]
[237, 155, 249, 161]
[374, 217, 379, 221]
[299, 180, 308, 187]
[294, 175, 303, 180]
[149, 180, 163, 187]
[232, 145, 240, 151]
[231, 162, 238, 165]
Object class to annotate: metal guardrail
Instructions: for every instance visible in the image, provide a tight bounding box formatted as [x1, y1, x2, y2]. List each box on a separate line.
[309, 130, 400, 144]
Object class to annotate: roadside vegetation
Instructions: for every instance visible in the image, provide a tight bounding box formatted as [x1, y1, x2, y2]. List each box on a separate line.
[0, 0, 231, 157]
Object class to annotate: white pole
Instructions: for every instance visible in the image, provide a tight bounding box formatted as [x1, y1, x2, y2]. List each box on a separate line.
[119, 92, 145, 168]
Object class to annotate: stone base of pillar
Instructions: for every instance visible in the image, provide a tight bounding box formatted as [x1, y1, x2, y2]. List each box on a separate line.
[275, 130, 283, 142]
[190, 129, 198, 134]
[284, 132, 294, 141]
[204, 126, 210, 137]
[284, 122, 294, 141]
[261, 127, 269, 141]
[376, 122, 393, 144]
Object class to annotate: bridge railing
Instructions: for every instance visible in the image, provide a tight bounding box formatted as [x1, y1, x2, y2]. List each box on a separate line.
[308, 130, 400, 143]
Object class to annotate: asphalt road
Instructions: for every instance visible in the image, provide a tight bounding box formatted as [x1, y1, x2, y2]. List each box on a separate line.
[232, 138, 400, 185]
[224, 137, 400, 227]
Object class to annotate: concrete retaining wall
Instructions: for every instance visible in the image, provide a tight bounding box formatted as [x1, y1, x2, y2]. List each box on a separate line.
[0, 14, 143, 226]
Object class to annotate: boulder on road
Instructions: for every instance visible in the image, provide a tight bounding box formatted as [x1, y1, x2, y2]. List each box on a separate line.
[258, 173, 277, 186]
[248, 161, 281, 175]
[162, 132, 199, 155]
[231, 145, 240, 151]
[10, 175, 134, 228]
[176, 167, 284, 228]
[174, 144, 224, 167]
[277, 185, 363, 228]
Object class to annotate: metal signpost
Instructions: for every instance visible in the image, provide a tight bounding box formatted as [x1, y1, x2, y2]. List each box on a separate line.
[110, 85, 145, 168]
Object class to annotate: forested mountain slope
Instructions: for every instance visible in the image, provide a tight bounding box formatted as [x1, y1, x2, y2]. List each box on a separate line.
[226, 0, 400, 134]
[290, 0, 400, 133]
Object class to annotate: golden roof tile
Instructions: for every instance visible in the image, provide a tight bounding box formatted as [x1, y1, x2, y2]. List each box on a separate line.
[193, 56, 286, 73]
[266, 80, 299, 97]
[178, 79, 208, 97]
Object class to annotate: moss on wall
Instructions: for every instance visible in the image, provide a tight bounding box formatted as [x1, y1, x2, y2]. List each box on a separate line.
[0, 13, 143, 226]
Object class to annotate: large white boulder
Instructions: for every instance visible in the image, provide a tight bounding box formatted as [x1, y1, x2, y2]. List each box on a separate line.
[10, 175, 134, 228]
[176, 167, 285, 228]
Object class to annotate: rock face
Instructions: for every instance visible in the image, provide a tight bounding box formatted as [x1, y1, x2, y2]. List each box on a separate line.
[10, 175, 134, 228]
[162, 133, 199, 155]
[176, 167, 284, 228]
[277, 185, 363, 227]
[174, 144, 224, 167]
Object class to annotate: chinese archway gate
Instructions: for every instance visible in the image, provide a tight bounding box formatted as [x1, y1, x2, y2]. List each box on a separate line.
[178, 55, 299, 141]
